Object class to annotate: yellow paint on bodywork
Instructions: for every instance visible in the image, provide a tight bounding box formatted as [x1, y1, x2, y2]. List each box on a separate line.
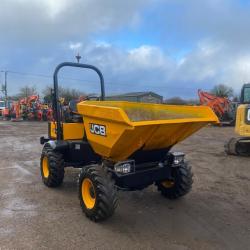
[49, 122, 84, 140]
[235, 104, 250, 137]
[50, 122, 57, 139]
[62, 123, 84, 140]
[77, 101, 219, 161]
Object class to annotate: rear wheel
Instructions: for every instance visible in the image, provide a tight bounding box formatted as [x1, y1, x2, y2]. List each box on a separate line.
[155, 163, 193, 199]
[78, 165, 117, 222]
[40, 145, 65, 187]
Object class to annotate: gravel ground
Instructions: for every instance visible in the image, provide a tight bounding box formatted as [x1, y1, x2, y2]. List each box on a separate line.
[0, 121, 249, 250]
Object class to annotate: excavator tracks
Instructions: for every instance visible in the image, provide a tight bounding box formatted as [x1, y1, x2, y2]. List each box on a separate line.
[225, 137, 250, 156]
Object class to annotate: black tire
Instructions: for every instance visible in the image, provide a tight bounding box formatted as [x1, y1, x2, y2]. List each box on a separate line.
[40, 145, 65, 187]
[155, 163, 193, 199]
[78, 165, 117, 222]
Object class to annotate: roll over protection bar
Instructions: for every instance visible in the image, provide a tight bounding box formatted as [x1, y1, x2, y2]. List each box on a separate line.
[52, 62, 105, 140]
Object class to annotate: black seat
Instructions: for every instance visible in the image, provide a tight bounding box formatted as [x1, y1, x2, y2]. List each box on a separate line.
[65, 100, 83, 123]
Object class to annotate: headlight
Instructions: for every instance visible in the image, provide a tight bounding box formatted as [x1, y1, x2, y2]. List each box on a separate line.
[172, 152, 185, 165]
[114, 160, 135, 174]
[247, 109, 250, 121]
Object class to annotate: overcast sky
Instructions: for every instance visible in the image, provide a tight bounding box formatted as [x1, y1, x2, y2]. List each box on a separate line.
[0, 0, 249, 98]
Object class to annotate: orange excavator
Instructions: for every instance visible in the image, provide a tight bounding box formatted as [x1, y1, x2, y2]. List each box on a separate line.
[26, 95, 43, 121]
[1, 95, 53, 121]
[198, 90, 237, 125]
[9, 95, 43, 121]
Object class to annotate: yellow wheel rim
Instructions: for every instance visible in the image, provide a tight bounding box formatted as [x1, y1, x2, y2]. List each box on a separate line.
[42, 156, 49, 178]
[82, 178, 96, 209]
[162, 180, 175, 188]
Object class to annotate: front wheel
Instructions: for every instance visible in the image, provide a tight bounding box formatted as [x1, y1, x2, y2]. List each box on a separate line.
[78, 165, 118, 222]
[40, 145, 65, 187]
[155, 163, 193, 199]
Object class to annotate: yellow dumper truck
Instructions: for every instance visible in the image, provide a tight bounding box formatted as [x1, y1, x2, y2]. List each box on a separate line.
[40, 62, 218, 222]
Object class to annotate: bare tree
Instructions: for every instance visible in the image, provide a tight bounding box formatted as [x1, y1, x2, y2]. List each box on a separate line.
[164, 97, 199, 105]
[211, 84, 234, 98]
[42, 86, 86, 103]
[164, 97, 187, 105]
[16, 85, 37, 99]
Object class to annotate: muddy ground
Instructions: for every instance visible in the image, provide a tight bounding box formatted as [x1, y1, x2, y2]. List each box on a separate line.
[0, 121, 249, 250]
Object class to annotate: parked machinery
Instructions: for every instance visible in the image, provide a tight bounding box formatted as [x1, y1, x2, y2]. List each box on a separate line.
[0, 100, 5, 117]
[8, 95, 43, 121]
[225, 84, 250, 156]
[198, 90, 237, 125]
[0, 100, 13, 119]
[41, 104, 53, 121]
[1, 95, 54, 121]
[26, 95, 43, 121]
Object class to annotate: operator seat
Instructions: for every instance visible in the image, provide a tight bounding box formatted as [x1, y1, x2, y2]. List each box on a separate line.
[67, 100, 83, 123]
[69, 100, 77, 113]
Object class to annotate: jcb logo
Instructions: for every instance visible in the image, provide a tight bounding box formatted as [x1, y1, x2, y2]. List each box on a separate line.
[90, 123, 106, 136]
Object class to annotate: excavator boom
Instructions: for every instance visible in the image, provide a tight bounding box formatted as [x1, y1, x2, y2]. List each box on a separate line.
[198, 89, 236, 125]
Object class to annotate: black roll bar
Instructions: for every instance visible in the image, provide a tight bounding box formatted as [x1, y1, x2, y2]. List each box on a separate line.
[53, 62, 105, 140]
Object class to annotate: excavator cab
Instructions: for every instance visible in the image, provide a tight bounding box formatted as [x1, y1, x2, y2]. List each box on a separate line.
[240, 83, 250, 104]
[225, 84, 250, 156]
